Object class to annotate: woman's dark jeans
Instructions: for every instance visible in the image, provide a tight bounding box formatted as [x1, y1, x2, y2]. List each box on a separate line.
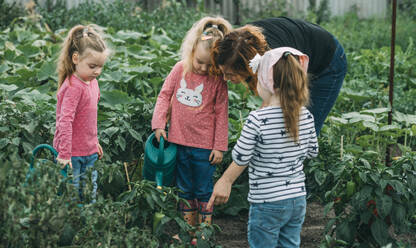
[308, 37, 348, 135]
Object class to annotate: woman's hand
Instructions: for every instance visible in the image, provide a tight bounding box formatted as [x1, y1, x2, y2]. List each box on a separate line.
[57, 157, 72, 169]
[209, 150, 223, 164]
[155, 129, 167, 143]
[97, 143, 104, 159]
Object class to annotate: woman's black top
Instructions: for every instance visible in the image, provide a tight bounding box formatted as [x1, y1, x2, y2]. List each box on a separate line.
[250, 17, 336, 75]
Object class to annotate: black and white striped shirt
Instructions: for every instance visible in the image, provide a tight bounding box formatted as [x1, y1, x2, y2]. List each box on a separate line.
[232, 106, 318, 203]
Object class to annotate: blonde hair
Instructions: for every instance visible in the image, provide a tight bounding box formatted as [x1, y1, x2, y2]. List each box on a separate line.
[273, 54, 309, 142]
[180, 16, 232, 76]
[57, 24, 108, 90]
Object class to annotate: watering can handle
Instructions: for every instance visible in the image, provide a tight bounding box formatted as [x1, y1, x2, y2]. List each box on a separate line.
[30, 144, 68, 177]
[157, 136, 165, 166]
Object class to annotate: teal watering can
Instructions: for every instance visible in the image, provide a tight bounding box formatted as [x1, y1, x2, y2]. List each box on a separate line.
[143, 133, 177, 188]
[26, 144, 69, 185]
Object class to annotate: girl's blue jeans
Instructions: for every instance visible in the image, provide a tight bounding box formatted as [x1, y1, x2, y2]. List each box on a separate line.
[71, 153, 98, 203]
[176, 145, 215, 202]
[248, 195, 306, 248]
[308, 37, 348, 135]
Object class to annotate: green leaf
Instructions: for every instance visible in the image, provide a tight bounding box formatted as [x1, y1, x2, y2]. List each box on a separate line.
[379, 124, 400, 132]
[314, 169, 327, 186]
[32, 40, 47, 47]
[135, 65, 154, 74]
[104, 127, 119, 138]
[357, 186, 373, 204]
[145, 194, 155, 210]
[0, 84, 18, 92]
[370, 218, 390, 246]
[14, 55, 27, 64]
[116, 30, 146, 41]
[406, 173, 416, 192]
[391, 203, 406, 232]
[117, 136, 126, 151]
[359, 171, 368, 183]
[37, 61, 56, 81]
[100, 90, 132, 107]
[362, 108, 390, 114]
[128, 129, 142, 142]
[0, 138, 8, 149]
[329, 116, 348, 124]
[4, 49, 16, 61]
[0, 64, 10, 74]
[363, 121, 379, 131]
[18, 44, 41, 58]
[376, 194, 392, 218]
[336, 221, 355, 243]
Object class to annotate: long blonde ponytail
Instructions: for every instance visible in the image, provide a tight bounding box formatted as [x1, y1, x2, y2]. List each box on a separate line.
[57, 24, 107, 90]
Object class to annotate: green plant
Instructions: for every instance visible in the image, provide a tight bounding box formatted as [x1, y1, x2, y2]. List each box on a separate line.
[0, 0, 24, 29]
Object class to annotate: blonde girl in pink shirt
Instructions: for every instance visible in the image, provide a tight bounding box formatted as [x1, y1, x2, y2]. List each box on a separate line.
[54, 24, 109, 203]
[151, 16, 232, 241]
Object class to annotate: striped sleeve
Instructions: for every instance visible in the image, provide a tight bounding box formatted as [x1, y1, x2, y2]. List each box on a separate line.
[232, 112, 260, 166]
[306, 112, 319, 158]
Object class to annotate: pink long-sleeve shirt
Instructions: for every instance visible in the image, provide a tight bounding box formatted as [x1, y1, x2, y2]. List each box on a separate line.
[53, 74, 100, 160]
[152, 61, 229, 151]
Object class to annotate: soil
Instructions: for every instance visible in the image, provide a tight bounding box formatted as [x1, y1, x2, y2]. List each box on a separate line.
[214, 201, 331, 248]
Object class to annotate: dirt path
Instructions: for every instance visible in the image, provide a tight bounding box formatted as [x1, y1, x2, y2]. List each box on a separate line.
[215, 201, 329, 248]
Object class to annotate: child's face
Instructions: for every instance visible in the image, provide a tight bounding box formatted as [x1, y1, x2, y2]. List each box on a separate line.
[72, 48, 107, 82]
[192, 44, 211, 75]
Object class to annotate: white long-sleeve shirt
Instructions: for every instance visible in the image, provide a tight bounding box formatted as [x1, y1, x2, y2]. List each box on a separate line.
[232, 106, 318, 203]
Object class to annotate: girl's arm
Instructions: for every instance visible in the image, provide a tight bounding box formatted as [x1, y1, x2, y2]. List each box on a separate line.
[207, 161, 247, 209]
[212, 79, 229, 151]
[151, 62, 182, 131]
[56, 86, 82, 160]
[207, 112, 260, 208]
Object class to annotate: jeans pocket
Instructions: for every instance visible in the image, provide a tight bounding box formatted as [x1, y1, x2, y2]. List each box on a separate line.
[250, 203, 286, 231]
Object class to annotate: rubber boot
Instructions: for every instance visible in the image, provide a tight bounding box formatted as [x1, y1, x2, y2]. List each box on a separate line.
[178, 199, 197, 240]
[197, 201, 213, 226]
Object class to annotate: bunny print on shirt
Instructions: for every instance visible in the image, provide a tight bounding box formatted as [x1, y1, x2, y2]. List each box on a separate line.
[176, 78, 203, 107]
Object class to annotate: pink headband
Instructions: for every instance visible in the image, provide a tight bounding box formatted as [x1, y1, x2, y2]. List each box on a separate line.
[249, 47, 309, 94]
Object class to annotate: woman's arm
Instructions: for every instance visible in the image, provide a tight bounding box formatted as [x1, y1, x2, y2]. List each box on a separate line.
[207, 161, 247, 209]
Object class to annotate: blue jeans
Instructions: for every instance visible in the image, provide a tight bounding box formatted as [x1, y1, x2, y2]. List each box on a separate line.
[308, 37, 347, 135]
[248, 196, 306, 248]
[176, 145, 215, 202]
[71, 153, 98, 203]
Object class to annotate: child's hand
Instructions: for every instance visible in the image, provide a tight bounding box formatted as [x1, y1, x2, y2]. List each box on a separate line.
[209, 150, 223, 164]
[155, 129, 167, 143]
[57, 158, 72, 169]
[97, 143, 103, 159]
[207, 176, 232, 209]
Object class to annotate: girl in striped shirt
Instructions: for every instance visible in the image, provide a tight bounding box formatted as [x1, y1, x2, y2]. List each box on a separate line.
[208, 47, 318, 248]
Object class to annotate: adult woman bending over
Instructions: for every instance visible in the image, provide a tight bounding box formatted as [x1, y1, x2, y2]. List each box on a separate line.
[212, 17, 347, 135]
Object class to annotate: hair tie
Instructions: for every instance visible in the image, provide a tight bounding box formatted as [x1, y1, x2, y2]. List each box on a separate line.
[249, 53, 262, 73]
[283, 51, 291, 58]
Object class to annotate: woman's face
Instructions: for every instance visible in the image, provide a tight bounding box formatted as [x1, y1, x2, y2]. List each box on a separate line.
[219, 65, 248, 84]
